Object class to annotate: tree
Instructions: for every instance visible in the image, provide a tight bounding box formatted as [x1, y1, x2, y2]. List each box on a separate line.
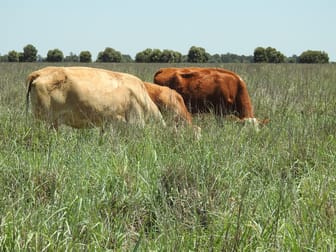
[8, 50, 19, 62]
[135, 48, 182, 63]
[149, 49, 162, 62]
[208, 53, 222, 63]
[135, 48, 153, 62]
[79, 51, 92, 62]
[121, 54, 134, 63]
[265, 47, 285, 63]
[240, 55, 254, 63]
[37, 55, 44, 62]
[253, 47, 267, 63]
[222, 53, 251, 63]
[47, 49, 64, 62]
[64, 52, 79, 62]
[254, 46, 285, 63]
[172, 51, 182, 63]
[181, 55, 188, 62]
[161, 49, 182, 63]
[287, 55, 299, 63]
[0, 54, 8, 62]
[298, 50, 329, 63]
[187, 46, 209, 63]
[97, 47, 122, 62]
[23, 44, 37, 62]
[18, 52, 24, 62]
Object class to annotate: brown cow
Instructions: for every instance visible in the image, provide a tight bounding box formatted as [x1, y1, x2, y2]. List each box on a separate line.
[144, 82, 201, 138]
[154, 67, 266, 127]
[144, 82, 192, 125]
[26, 66, 165, 130]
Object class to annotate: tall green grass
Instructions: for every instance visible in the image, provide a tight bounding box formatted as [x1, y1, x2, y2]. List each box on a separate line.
[0, 63, 335, 250]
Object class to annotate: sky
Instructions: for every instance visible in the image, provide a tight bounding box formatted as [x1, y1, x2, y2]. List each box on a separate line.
[1, 0, 336, 61]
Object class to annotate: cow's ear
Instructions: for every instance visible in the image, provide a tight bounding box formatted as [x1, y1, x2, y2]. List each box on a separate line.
[154, 69, 163, 76]
[180, 73, 195, 79]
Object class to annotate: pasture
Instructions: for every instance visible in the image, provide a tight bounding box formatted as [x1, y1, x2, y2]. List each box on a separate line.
[0, 62, 335, 251]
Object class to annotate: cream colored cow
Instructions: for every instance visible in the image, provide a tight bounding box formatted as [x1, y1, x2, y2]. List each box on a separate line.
[26, 66, 165, 129]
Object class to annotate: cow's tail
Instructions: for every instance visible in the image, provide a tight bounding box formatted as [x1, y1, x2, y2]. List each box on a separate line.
[25, 73, 38, 118]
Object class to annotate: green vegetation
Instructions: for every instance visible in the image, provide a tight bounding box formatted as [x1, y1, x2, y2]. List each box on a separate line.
[22, 44, 38, 62]
[187, 46, 210, 63]
[299, 50, 329, 64]
[135, 48, 182, 63]
[97, 48, 122, 63]
[0, 63, 335, 250]
[79, 51, 92, 63]
[46, 49, 64, 62]
[1, 44, 331, 63]
[253, 46, 286, 63]
[7, 50, 19, 62]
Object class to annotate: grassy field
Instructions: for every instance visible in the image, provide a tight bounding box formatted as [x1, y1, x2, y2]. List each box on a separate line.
[0, 62, 335, 251]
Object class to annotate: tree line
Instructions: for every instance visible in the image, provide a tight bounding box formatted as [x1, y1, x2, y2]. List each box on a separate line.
[0, 44, 330, 64]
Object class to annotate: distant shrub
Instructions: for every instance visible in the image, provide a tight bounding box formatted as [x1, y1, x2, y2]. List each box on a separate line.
[298, 50, 329, 63]
[7, 50, 19, 62]
[23, 44, 38, 62]
[187, 46, 209, 63]
[254, 46, 285, 63]
[79, 51, 92, 63]
[97, 47, 122, 62]
[135, 48, 153, 63]
[46, 49, 64, 62]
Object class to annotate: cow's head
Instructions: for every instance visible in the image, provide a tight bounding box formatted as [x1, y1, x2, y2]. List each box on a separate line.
[154, 68, 177, 88]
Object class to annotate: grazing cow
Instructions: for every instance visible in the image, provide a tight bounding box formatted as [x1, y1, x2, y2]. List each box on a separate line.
[26, 66, 165, 129]
[144, 82, 192, 125]
[154, 67, 266, 127]
[144, 81, 201, 138]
